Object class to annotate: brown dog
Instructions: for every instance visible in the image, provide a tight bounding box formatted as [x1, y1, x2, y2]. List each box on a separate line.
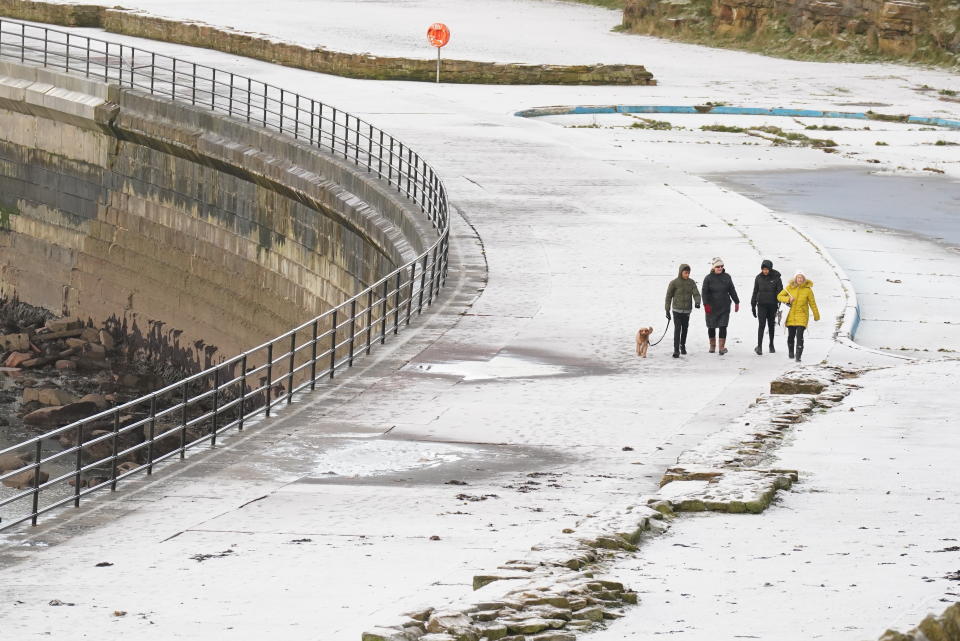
[636, 327, 653, 358]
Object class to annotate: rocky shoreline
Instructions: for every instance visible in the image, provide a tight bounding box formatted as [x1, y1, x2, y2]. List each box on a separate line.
[0, 297, 187, 490]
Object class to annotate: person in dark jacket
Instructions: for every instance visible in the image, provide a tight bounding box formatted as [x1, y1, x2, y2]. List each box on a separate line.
[750, 259, 783, 355]
[664, 263, 701, 359]
[701, 257, 739, 355]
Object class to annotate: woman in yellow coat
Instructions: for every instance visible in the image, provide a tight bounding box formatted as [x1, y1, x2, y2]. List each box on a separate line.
[777, 271, 820, 362]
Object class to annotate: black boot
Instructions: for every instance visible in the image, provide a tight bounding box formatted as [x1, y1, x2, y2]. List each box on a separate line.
[672, 351, 680, 358]
[787, 342, 794, 359]
[795, 345, 803, 362]
[754, 344, 762, 355]
[769, 342, 776, 354]
[680, 344, 687, 355]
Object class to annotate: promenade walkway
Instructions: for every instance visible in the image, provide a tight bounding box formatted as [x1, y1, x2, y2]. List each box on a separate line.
[1, 3, 959, 640]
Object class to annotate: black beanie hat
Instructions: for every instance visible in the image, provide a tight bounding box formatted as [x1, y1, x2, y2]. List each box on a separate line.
[761, 259, 773, 270]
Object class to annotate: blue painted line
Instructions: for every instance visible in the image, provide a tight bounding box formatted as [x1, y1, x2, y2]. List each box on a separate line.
[515, 104, 960, 129]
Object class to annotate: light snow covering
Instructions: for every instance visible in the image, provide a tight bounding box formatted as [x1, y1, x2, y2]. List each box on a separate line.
[1, 1, 959, 639]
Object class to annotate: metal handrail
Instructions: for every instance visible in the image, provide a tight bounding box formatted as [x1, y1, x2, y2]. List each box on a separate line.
[0, 19, 450, 531]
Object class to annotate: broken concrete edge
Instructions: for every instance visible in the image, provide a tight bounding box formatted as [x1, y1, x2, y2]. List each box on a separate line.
[0, 2, 656, 86]
[878, 602, 960, 641]
[362, 504, 671, 640]
[653, 365, 863, 516]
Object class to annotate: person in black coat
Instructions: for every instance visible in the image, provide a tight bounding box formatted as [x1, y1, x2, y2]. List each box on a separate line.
[701, 257, 740, 355]
[750, 259, 783, 355]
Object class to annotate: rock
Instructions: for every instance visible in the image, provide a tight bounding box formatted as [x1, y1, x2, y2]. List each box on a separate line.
[403, 609, 435, 622]
[4, 351, 33, 368]
[78, 394, 109, 410]
[2, 468, 49, 489]
[22, 388, 77, 407]
[23, 401, 99, 427]
[419, 635, 456, 641]
[506, 618, 551, 635]
[116, 373, 140, 388]
[571, 607, 604, 622]
[427, 612, 472, 634]
[84, 343, 107, 360]
[1, 333, 32, 352]
[80, 327, 100, 342]
[0, 452, 30, 473]
[45, 319, 82, 333]
[115, 461, 139, 475]
[65, 338, 87, 349]
[528, 633, 576, 641]
[446, 627, 479, 641]
[475, 623, 508, 640]
[361, 628, 424, 641]
[55, 360, 77, 371]
[98, 330, 115, 350]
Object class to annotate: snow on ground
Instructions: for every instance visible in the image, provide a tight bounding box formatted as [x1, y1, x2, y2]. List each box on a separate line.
[591, 360, 960, 641]
[1, 2, 960, 639]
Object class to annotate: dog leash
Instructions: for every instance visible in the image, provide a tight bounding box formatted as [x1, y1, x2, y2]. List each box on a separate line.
[649, 317, 672, 347]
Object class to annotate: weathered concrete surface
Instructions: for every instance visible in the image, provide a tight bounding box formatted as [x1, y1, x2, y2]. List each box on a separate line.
[0, 61, 432, 369]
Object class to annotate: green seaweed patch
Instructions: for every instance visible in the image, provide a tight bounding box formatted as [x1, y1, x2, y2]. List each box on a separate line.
[866, 110, 910, 123]
[0, 202, 20, 231]
[630, 117, 676, 130]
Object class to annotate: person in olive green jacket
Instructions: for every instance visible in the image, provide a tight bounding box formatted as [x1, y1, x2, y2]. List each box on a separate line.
[664, 263, 702, 359]
[777, 270, 820, 362]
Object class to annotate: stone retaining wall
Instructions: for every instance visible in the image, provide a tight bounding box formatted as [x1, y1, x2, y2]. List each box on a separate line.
[0, 61, 431, 371]
[0, 1, 656, 85]
[622, 0, 960, 66]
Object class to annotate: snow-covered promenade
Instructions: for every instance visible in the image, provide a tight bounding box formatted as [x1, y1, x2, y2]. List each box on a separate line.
[1, 2, 959, 639]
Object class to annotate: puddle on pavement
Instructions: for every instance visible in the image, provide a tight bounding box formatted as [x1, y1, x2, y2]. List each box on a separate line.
[407, 353, 567, 381]
[709, 168, 960, 246]
[400, 346, 605, 382]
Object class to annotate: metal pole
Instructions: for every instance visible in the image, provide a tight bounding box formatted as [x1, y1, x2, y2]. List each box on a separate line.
[436, 46, 440, 84]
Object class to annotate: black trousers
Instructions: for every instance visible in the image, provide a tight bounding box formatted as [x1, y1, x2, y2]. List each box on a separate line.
[672, 311, 690, 353]
[707, 326, 727, 339]
[757, 304, 777, 345]
[787, 326, 806, 351]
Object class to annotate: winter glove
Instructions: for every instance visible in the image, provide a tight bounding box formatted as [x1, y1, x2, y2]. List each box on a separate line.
[666, 312, 671, 321]
[751, 305, 757, 318]
[735, 304, 740, 313]
[704, 304, 712, 315]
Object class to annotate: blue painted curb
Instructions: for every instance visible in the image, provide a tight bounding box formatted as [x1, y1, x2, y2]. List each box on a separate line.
[514, 104, 960, 129]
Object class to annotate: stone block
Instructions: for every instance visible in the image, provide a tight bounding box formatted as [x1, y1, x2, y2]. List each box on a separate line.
[0, 332, 32, 351]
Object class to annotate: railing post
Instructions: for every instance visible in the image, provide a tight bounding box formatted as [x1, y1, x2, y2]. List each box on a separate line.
[428, 243, 439, 306]
[393, 271, 402, 335]
[180, 382, 188, 459]
[348, 299, 357, 367]
[406, 264, 416, 326]
[310, 319, 318, 390]
[329, 310, 338, 378]
[366, 290, 374, 355]
[381, 280, 389, 345]
[265, 343, 273, 417]
[147, 396, 156, 475]
[74, 422, 84, 506]
[287, 331, 296, 404]
[418, 253, 428, 314]
[31, 440, 42, 526]
[239, 354, 247, 431]
[211, 367, 220, 447]
[110, 410, 120, 491]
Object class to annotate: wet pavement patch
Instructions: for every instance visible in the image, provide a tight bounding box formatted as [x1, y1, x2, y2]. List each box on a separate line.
[710, 168, 960, 246]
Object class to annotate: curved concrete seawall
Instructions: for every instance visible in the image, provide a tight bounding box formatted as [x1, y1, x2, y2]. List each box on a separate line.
[0, 61, 433, 370]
